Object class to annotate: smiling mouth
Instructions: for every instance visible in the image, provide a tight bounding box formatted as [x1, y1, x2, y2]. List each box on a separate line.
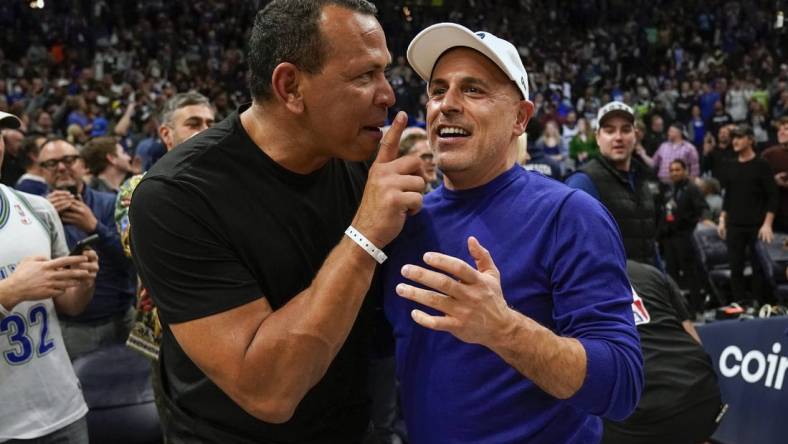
[437, 126, 471, 138]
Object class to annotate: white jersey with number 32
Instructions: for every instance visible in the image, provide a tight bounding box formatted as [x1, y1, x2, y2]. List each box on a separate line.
[0, 184, 87, 441]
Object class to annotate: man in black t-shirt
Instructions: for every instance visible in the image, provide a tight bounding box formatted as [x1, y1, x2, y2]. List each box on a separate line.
[129, 1, 425, 443]
[707, 100, 734, 141]
[603, 261, 722, 444]
[718, 124, 779, 306]
[703, 124, 736, 180]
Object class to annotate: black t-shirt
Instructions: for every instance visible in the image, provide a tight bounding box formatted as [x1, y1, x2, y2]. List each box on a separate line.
[703, 145, 736, 179]
[612, 261, 719, 427]
[674, 93, 696, 124]
[707, 112, 733, 139]
[721, 157, 779, 228]
[129, 105, 372, 443]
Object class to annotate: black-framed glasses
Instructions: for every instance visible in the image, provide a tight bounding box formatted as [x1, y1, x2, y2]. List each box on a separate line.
[39, 155, 80, 170]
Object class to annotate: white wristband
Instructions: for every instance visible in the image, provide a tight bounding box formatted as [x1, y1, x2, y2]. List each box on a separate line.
[345, 226, 387, 264]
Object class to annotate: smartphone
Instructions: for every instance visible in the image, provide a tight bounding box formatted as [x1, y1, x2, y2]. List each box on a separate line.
[56, 184, 79, 197]
[70, 234, 99, 256]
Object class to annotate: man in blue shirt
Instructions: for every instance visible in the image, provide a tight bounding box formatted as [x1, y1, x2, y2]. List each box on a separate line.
[38, 139, 136, 359]
[383, 23, 643, 443]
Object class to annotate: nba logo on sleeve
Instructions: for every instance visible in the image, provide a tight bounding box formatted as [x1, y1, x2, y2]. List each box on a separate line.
[14, 204, 31, 225]
[631, 287, 650, 325]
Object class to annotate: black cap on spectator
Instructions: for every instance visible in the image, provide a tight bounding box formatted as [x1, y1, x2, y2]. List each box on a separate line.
[730, 124, 754, 138]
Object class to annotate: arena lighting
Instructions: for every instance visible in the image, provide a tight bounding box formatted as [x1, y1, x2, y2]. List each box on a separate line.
[29, 0, 44, 9]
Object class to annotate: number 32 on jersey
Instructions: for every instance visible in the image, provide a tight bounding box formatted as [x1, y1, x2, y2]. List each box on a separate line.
[1, 303, 55, 365]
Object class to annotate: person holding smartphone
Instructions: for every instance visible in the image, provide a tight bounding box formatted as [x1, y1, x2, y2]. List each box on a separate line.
[0, 110, 99, 443]
[38, 138, 135, 360]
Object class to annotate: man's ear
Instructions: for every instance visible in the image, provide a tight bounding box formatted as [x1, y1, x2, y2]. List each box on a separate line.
[159, 125, 173, 150]
[271, 62, 304, 114]
[514, 100, 534, 136]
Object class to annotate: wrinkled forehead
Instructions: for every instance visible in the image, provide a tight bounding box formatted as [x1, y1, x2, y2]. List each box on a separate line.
[173, 104, 215, 124]
[39, 140, 78, 159]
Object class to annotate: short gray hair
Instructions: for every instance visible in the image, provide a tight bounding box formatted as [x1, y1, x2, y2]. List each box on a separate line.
[247, 0, 378, 103]
[160, 92, 212, 127]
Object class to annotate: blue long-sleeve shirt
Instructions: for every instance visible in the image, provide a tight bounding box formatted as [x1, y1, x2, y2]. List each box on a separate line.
[383, 166, 643, 443]
[61, 186, 135, 322]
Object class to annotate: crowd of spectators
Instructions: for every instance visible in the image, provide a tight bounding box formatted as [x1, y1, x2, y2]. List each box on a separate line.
[1, 0, 787, 308]
[0, 1, 784, 153]
[1, 1, 787, 442]
[0, 0, 786, 306]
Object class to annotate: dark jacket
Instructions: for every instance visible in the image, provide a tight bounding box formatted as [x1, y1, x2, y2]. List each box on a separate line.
[659, 179, 709, 238]
[579, 156, 658, 264]
[61, 185, 136, 322]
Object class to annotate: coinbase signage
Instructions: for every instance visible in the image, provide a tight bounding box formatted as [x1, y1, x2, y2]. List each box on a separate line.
[718, 342, 787, 390]
[698, 317, 788, 444]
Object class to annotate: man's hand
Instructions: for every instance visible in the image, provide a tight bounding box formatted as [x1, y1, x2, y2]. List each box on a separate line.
[703, 137, 715, 155]
[717, 220, 726, 240]
[775, 172, 788, 188]
[351, 111, 425, 248]
[71, 249, 99, 283]
[0, 255, 95, 309]
[60, 200, 98, 233]
[47, 190, 75, 213]
[395, 236, 512, 346]
[119, 195, 132, 209]
[759, 224, 774, 243]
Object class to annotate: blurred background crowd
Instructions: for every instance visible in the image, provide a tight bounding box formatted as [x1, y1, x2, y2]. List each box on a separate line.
[0, 0, 786, 163]
[1, 1, 787, 442]
[2, 0, 787, 311]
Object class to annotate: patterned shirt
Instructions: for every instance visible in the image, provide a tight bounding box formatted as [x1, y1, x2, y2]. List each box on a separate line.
[653, 140, 700, 184]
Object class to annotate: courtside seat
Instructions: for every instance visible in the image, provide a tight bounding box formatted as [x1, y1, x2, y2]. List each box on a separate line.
[72, 344, 162, 444]
[692, 225, 751, 306]
[754, 236, 788, 305]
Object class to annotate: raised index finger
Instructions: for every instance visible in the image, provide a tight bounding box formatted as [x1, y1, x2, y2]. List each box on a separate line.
[375, 111, 408, 164]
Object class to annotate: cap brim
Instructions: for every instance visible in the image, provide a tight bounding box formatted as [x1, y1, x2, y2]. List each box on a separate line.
[599, 110, 634, 126]
[730, 131, 753, 138]
[407, 23, 511, 85]
[0, 111, 21, 130]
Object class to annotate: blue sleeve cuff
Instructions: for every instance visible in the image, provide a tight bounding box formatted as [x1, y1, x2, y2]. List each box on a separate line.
[569, 338, 615, 415]
[569, 337, 641, 421]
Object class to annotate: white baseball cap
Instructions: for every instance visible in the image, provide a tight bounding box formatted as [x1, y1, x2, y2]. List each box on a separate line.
[596, 101, 635, 128]
[0, 111, 21, 130]
[406, 23, 529, 100]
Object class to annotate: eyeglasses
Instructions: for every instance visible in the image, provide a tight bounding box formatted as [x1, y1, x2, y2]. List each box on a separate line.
[39, 155, 80, 170]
